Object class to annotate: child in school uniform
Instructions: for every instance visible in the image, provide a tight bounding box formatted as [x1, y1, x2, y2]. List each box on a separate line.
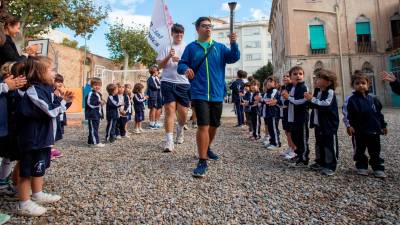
[85, 77, 105, 148]
[115, 83, 125, 139]
[305, 69, 339, 176]
[281, 66, 310, 167]
[147, 66, 162, 129]
[52, 73, 73, 159]
[133, 83, 148, 133]
[16, 56, 73, 216]
[105, 83, 121, 143]
[230, 70, 247, 127]
[346, 72, 387, 178]
[124, 83, 133, 135]
[242, 82, 252, 134]
[0, 61, 27, 197]
[279, 73, 296, 159]
[261, 76, 281, 150]
[247, 80, 262, 140]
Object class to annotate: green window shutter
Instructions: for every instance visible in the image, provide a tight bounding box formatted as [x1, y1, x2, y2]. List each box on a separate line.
[309, 25, 327, 49]
[356, 22, 371, 35]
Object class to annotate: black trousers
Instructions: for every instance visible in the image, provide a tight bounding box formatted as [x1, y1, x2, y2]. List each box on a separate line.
[314, 128, 339, 171]
[245, 112, 252, 132]
[117, 117, 129, 137]
[106, 119, 117, 142]
[234, 101, 244, 126]
[353, 133, 384, 171]
[250, 111, 261, 138]
[290, 122, 310, 163]
[265, 117, 280, 146]
[87, 119, 100, 144]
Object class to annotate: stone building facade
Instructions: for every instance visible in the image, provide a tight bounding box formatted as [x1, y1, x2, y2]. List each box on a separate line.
[211, 17, 272, 80]
[269, 0, 400, 106]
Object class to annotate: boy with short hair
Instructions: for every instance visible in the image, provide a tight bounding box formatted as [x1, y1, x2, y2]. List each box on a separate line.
[85, 77, 105, 148]
[230, 70, 247, 127]
[281, 66, 310, 167]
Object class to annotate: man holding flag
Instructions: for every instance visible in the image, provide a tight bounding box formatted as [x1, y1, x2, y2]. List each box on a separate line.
[147, 0, 190, 152]
[156, 23, 190, 152]
[178, 17, 240, 178]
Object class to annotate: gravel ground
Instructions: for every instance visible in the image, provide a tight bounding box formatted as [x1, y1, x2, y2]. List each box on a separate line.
[1, 108, 399, 224]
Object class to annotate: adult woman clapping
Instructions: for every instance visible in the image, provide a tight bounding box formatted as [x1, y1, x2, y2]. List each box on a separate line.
[0, 15, 38, 67]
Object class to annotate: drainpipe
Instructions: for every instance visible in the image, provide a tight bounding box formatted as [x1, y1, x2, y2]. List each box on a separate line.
[335, 4, 346, 103]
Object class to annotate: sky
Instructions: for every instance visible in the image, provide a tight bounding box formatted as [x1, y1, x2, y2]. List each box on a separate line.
[59, 0, 272, 58]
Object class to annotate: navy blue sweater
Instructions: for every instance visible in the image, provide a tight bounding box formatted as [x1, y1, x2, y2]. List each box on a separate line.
[249, 91, 261, 114]
[278, 84, 293, 119]
[133, 93, 145, 111]
[242, 91, 252, 113]
[229, 79, 245, 103]
[261, 88, 279, 118]
[85, 90, 103, 120]
[309, 88, 339, 135]
[346, 91, 387, 135]
[288, 82, 309, 123]
[146, 76, 161, 99]
[106, 95, 121, 120]
[123, 94, 132, 115]
[17, 83, 66, 151]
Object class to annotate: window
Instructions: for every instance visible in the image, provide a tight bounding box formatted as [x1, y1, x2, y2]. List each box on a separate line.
[267, 41, 272, 48]
[362, 62, 376, 95]
[243, 27, 260, 36]
[245, 53, 262, 61]
[218, 32, 225, 38]
[309, 25, 327, 49]
[391, 14, 400, 49]
[245, 41, 261, 48]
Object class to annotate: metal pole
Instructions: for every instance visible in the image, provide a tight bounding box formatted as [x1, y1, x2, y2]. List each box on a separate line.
[335, 4, 346, 103]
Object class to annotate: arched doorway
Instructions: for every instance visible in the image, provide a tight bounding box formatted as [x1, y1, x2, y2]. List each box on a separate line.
[361, 62, 376, 95]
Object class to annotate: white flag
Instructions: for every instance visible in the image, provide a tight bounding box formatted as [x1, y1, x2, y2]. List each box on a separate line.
[147, 0, 173, 53]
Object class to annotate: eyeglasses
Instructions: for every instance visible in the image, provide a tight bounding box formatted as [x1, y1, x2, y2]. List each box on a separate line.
[200, 24, 214, 29]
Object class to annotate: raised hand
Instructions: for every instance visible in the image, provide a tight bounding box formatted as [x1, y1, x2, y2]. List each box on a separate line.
[380, 71, 397, 82]
[228, 32, 237, 43]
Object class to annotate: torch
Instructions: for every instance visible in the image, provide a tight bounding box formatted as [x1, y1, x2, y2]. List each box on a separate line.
[228, 2, 237, 35]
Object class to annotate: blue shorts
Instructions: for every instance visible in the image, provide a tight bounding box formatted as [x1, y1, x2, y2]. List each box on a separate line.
[19, 148, 51, 177]
[148, 98, 162, 109]
[161, 81, 190, 107]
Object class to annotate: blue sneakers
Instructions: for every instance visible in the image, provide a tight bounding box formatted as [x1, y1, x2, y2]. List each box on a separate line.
[192, 160, 208, 178]
[207, 148, 220, 161]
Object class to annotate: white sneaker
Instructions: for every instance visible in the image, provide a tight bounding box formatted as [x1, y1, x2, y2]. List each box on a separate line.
[122, 134, 130, 138]
[133, 129, 141, 134]
[17, 201, 47, 217]
[176, 127, 184, 144]
[116, 135, 122, 139]
[267, 145, 279, 151]
[163, 140, 175, 152]
[263, 140, 270, 147]
[280, 148, 291, 156]
[139, 128, 143, 132]
[91, 143, 105, 148]
[32, 192, 62, 204]
[284, 151, 296, 160]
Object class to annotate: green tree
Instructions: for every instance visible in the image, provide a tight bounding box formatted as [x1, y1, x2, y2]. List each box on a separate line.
[61, 37, 78, 48]
[253, 61, 274, 85]
[1, 0, 108, 42]
[105, 22, 157, 68]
